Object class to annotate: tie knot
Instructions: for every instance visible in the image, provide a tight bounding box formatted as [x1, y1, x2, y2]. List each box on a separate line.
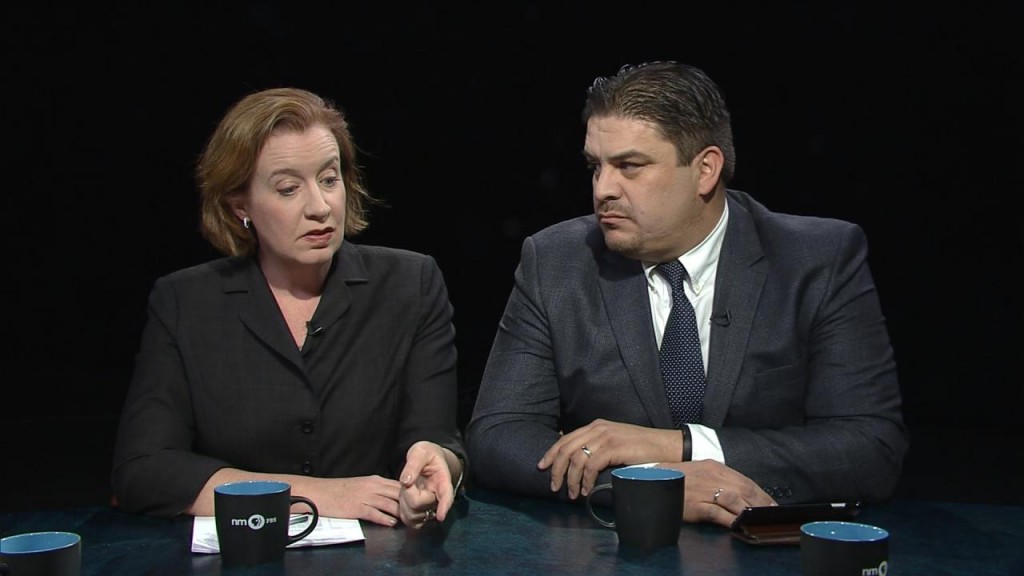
[656, 260, 689, 293]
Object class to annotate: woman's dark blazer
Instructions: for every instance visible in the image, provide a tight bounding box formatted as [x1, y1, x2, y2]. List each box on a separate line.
[112, 242, 463, 516]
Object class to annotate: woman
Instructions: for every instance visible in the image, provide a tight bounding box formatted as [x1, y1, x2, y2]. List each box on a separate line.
[112, 88, 464, 529]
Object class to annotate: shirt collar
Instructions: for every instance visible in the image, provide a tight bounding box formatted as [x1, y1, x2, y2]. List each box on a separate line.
[643, 202, 729, 294]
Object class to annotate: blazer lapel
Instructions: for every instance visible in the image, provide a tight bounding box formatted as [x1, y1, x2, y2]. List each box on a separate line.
[598, 245, 676, 429]
[703, 194, 766, 427]
[308, 243, 361, 337]
[229, 258, 308, 374]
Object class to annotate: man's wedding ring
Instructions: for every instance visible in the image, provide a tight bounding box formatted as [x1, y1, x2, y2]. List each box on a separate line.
[713, 488, 723, 503]
[581, 446, 593, 458]
[424, 508, 436, 522]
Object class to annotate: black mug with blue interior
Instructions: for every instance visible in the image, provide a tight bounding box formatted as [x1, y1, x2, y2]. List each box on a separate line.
[214, 480, 319, 566]
[586, 466, 685, 550]
[0, 531, 81, 576]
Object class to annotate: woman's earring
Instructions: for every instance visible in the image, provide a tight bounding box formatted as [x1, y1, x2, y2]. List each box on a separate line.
[243, 217, 251, 229]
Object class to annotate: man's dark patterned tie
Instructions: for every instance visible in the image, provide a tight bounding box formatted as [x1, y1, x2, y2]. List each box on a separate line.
[657, 260, 706, 427]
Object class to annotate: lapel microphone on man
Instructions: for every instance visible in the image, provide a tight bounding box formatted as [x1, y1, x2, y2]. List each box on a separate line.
[711, 310, 731, 327]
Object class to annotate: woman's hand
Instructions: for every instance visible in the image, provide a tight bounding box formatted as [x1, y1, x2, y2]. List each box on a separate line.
[302, 475, 402, 527]
[397, 441, 461, 528]
[187, 469, 401, 526]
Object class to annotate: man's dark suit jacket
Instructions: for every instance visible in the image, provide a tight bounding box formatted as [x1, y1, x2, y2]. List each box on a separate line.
[112, 242, 464, 516]
[467, 189, 907, 504]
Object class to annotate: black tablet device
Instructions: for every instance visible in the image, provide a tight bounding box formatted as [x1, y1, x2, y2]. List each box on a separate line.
[730, 501, 862, 545]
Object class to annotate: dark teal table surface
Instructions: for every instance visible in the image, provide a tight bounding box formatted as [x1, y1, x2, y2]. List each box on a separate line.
[2, 489, 1021, 575]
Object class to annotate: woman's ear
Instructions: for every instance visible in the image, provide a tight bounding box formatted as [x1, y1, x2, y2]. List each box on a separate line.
[228, 197, 249, 223]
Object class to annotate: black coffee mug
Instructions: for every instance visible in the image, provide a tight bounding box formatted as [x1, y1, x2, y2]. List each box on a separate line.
[214, 480, 319, 566]
[586, 466, 685, 549]
[0, 531, 81, 576]
[801, 521, 889, 576]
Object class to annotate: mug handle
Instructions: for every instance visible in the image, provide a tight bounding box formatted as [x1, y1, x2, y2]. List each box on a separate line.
[288, 496, 320, 543]
[586, 483, 615, 528]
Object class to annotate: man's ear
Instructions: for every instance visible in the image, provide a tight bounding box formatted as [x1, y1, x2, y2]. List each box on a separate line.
[695, 146, 724, 197]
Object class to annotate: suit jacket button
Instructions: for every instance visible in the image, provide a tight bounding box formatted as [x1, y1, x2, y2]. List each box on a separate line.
[301, 421, 314, 434]
[302, 461, 313, 474]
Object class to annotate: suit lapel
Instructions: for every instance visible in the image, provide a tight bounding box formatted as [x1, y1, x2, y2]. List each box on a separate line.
[703, 194, 766, 427]
[597, 242, 676, 429]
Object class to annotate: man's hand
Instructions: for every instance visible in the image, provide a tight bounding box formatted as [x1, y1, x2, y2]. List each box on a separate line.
[657, 460, 776, 528]
[536, 419, 683, 499]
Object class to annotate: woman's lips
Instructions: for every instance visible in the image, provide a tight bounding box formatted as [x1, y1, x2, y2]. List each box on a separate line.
[302, 229, 334, 246]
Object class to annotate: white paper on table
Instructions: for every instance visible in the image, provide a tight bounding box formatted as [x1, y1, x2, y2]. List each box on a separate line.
[191, 514, 365, 554]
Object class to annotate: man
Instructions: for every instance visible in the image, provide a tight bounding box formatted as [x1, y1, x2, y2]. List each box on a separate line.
[466, 61, 907, 527]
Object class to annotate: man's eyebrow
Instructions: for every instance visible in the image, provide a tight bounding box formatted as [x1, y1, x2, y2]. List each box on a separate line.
[581, 149, 653, 163]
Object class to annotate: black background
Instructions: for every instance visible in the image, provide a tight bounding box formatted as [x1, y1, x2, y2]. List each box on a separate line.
[3, 2, 1022, 511]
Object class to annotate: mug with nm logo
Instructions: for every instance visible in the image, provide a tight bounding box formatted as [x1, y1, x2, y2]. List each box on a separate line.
[214, 480, 319, 566]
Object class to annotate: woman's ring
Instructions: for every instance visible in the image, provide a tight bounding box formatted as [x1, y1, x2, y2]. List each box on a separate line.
[713, 488, 723, 503]
[581, 446, 593, 458]
[424, 508, 436, 522]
